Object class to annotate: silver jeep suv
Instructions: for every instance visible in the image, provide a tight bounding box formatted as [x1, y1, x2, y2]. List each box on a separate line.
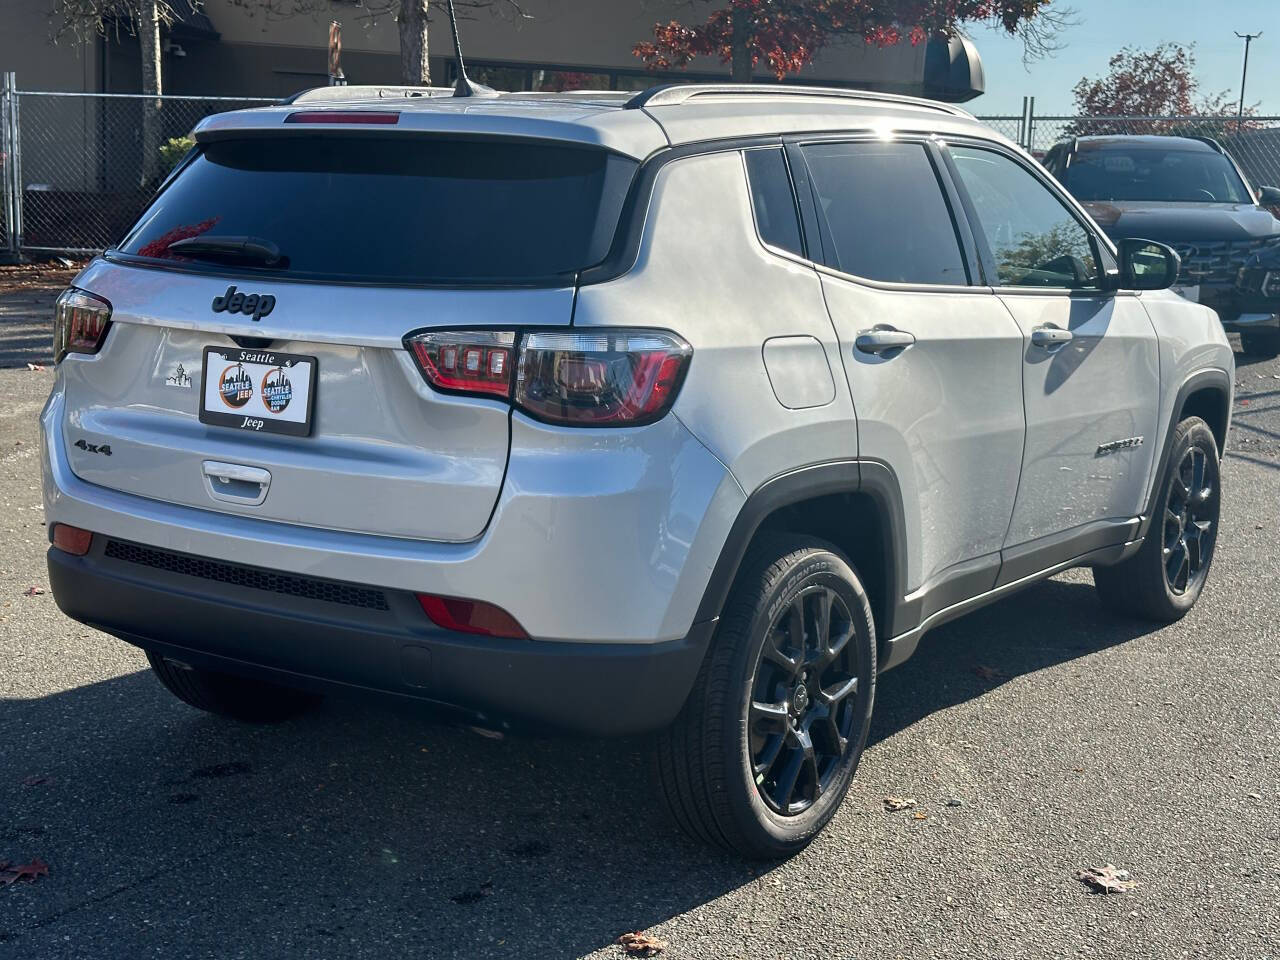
[41, 84, 1234, 859]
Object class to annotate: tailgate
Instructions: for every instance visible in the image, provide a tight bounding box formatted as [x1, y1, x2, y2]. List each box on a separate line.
[60, 261, 573, 541]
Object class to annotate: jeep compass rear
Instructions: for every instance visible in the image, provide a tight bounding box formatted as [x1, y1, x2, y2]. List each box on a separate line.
[43, 86, 1233, 860]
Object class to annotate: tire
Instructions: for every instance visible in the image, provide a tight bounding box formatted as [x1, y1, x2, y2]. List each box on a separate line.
[1240, 328, 1280, 358]
[652, 535, 877, 860]
[1094, 416, 1221, 622]
[147, 652, 319, 723]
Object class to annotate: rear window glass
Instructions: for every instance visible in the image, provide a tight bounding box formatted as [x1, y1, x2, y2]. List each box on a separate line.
[120, 136, 637, 284]
[800, 141, 969, 286]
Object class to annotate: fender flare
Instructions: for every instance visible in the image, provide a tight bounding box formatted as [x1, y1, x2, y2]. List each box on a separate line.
[1135, 367, 1233, 542]
[691, 460, 909, 638]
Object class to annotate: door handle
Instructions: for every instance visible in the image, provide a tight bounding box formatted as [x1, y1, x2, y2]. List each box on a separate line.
[1030, 325, 1074, 348]
[855, 326, 917, 356]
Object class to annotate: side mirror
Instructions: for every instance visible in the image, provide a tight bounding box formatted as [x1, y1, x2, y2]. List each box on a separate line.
[1258, 185, 1280, 205]
[1116, 238, 1181, 291]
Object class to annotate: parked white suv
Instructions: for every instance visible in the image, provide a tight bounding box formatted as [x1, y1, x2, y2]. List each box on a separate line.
[41, 84, 1234, 858]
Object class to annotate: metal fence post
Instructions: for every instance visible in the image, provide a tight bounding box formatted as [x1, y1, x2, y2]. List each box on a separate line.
[1, 71, 21, 259]
[1026, 97, 1036, 153]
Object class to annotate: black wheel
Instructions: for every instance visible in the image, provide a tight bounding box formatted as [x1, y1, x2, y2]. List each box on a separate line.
[1240, 328, 1280, 358]
[147, 652, 319, 723]
[1094, 416, 1221, 622]
[652, 535, 876, 859]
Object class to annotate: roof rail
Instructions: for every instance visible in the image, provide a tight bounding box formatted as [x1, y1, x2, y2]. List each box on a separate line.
[624, 83, 974, 119]
[280, 85, 456, 105]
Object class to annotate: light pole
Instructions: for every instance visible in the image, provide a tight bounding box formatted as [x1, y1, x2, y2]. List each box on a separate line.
[1236, 31, 1262, 128]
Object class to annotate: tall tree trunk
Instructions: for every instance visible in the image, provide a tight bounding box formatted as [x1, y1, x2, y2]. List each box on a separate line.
[399, 0, 430, 85]
[138, 0, 163, 186]
[731, 11, 752, 82]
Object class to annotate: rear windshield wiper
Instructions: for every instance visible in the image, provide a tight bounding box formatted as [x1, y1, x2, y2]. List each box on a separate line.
[166, 235, 288, 268]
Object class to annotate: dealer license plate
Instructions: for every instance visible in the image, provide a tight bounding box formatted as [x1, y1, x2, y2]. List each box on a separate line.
[199, 347, 317, 437]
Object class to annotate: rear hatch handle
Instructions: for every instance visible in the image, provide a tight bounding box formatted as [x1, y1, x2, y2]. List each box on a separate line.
[202, 460, 271, 506]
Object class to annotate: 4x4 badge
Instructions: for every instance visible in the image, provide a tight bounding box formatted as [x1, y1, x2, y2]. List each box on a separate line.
[211, 286, 275, 322]
[74, 438, 112, 456]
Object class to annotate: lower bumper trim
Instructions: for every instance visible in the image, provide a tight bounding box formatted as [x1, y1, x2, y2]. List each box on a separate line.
[47, 542, 712, 736]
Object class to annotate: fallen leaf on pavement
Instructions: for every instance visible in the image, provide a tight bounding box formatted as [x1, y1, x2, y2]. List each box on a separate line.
[617, 931, 667, 957]
[1075, 864, 1137, 894]
[21, 775, 49, 787]
[884, 796, 917, 812]
[972, 665, 1010, 682]
[912, 811, 928, 820]
[22, 586, 45, 597]
[0, 859, 49, 886]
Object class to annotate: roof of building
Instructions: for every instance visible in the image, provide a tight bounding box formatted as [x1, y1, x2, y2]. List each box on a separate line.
[194, 83, 1006, 160]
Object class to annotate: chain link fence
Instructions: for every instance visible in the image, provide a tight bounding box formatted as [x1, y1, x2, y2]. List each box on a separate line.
[2, 85, 271, 257]
[4, 79, 1280, 256]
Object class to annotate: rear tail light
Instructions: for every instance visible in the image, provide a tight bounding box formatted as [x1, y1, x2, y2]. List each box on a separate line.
[53, 288, 112, 363]
[404, 328, 692, 427]
[515, 331, 691, 426]
[417, 594, 528, 639]
[407, 330, 515, 398]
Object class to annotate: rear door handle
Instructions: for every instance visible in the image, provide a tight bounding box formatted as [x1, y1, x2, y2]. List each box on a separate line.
[855, 326, 917, 356]
[1031, 325, 1074, 348]
[202, 460, 271, 506]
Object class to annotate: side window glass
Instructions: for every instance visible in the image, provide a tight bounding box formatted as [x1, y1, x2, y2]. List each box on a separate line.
[798, 140, 969, 286]
[743, 147, 804, 258]
[949, 146, 1100, 289]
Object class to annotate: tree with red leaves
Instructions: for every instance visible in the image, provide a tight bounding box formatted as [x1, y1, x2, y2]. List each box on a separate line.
[634, 0, 1066, 83]
[1068, 43, 1254, 135]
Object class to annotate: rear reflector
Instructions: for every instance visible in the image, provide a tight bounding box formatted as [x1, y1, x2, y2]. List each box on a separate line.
[285, 111, 400, 125]
[417, 594, 528, 639]
[52, 523, 93, 556]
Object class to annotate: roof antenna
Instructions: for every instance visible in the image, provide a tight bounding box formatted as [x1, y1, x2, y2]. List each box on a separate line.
[446, 0, 498, 98]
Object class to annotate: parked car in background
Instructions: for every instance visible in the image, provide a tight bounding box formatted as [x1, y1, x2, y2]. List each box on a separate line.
[1045, 134, 1280, 356]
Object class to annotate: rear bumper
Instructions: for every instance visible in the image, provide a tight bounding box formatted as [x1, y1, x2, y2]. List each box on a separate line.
[41, 384, 746, 645]
[48, 540, 712, 736]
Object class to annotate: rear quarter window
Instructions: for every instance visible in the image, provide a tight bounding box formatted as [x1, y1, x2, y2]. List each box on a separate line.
[743, 147, 805, 258]
[120, 136, 638, 285]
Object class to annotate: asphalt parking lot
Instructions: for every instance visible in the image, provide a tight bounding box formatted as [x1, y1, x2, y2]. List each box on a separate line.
[1, 280, 1278, 959]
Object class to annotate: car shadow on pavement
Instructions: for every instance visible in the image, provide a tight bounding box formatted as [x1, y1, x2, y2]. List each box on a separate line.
[0, 577, 1163, 957]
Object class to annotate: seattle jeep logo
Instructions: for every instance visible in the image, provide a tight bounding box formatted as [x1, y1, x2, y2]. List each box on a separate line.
[261, 366, 294, 414]
[211, 286, 275, 322]
[218, 363, 254, 409]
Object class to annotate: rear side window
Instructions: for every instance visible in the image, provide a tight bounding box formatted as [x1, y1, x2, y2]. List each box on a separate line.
[799, 141, 968, 286]
[743, 147, 804, 257]
[120, 137, 638, 285]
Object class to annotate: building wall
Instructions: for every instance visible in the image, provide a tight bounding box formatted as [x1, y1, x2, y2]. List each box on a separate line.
[3, 0, 932, 99]
[1, 0, 102, 92]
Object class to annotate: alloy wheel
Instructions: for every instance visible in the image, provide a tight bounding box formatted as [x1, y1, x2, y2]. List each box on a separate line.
[748, 585, 862, 816]
[1163, 445, 1218, 596]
